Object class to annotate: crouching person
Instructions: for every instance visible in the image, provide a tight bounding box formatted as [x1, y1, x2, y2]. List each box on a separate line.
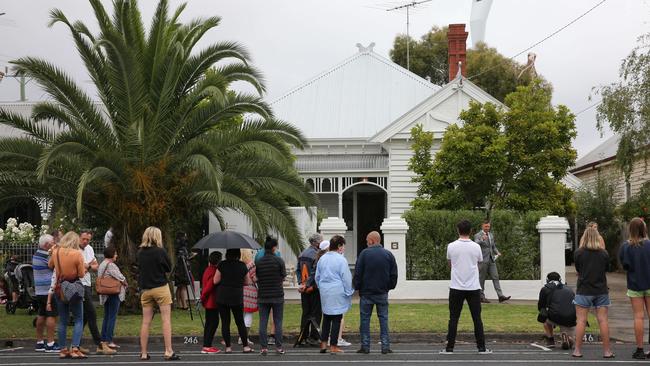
[538, 272, 576, 349]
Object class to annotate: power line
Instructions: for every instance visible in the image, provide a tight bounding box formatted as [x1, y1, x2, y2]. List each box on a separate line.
[575, 99, 602, 116]
[468, 0, 608, 80]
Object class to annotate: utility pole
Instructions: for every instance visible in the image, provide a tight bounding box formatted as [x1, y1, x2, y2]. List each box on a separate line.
[387, 0, 432, 71]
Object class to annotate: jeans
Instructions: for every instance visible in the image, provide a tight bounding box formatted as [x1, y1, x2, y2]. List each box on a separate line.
[83, 286, 101, 345]
[300, 290, 322, 340]
[446, 288, 485, 350]
[360, 294, 390, 350]
[57, 299, 84, 348]
[259, 302, 284, 348]
[479, 261, 504, 298]
[203, 308, 220, 347]
[321, 314, 343, 346]
[101, 294, 120, 342]
[218, 304, 248, 347]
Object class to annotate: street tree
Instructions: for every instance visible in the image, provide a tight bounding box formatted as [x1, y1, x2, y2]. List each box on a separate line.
[595, 33, 650, 189]
[409, 80, 577, 215]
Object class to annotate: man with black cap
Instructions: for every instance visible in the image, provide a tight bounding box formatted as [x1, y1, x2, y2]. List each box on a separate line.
[537, 272, 576, 349]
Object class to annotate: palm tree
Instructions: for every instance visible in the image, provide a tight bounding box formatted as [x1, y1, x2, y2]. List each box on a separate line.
[0, 0, 315, 264]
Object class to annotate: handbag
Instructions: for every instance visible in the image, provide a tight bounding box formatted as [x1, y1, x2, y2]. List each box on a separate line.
[96, 262, 122, 295]
[55, 250, 85, 304]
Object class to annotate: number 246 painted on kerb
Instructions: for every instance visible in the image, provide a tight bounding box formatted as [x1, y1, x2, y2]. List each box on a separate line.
[183, 336, 199, 344]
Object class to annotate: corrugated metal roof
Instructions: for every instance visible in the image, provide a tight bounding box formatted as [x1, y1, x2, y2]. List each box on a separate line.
[572, 135, 619, 171]
[295, 154, 388, 172]
[270, 44, 440, 139]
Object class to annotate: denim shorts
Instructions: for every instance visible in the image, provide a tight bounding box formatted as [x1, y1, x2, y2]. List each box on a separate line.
[573, 294, 611, 308]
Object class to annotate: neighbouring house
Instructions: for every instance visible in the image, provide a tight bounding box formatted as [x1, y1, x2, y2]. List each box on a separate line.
[570, 134, 650, 204]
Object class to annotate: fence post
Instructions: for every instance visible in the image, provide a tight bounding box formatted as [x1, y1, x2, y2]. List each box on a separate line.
[537, 215, 569, 283]
[381, 217, 409, 286]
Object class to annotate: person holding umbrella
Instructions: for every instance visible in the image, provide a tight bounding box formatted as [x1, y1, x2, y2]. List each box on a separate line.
[213, 249, 254, 353]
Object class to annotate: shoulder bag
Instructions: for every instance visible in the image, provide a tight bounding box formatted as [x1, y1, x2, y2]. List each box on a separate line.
[96, 262, 122, 295]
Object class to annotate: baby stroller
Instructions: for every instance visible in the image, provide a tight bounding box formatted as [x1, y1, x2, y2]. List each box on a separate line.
[4, 259, 37, 315]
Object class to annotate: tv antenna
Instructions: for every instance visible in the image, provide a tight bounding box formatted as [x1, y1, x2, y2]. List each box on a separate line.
[387, 0, 433, 70]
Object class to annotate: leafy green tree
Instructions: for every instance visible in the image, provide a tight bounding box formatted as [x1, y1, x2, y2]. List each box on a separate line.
[595, 33, 650, 190]
[575, 175, 621, 269]
[389, 26, 449, 85]
[0, 0, 316, 265]
[389, 27, 550, 102]
[409, 81, 577, 215]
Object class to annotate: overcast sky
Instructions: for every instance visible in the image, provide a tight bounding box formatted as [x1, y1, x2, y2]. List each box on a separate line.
[1, 0, 649, 158]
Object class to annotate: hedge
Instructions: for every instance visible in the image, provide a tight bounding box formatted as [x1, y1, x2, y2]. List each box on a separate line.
[404, 209, 547, 280]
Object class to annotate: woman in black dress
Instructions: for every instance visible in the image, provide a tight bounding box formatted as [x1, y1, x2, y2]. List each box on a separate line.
[213, 249, 253, 353]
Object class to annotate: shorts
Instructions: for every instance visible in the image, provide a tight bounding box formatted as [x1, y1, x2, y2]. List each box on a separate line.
[545, 320, 575, 335]
[573, 294, 611, 308]
[36, 295, 58, 317]
[627, 289, 650, 298]
[140, 285, 173, 308]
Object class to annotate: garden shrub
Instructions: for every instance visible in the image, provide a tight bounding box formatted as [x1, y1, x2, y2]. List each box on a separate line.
[404, 209, 546, 280]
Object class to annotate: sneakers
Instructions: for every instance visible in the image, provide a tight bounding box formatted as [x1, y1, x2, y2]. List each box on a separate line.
[356, 348, 370, 354]
[544, 335, 556, 348]
[201, 346, 221, 354]
[337, 338, 351, 347]
[238, 337, 254, 346]
[560, 333, 571, 350]
[632, 348, 646, 360]
[439, 348, 454, 354]
[329, 345, 344, 354]
[381, 349, 393, 354]
[35, 342, 46, 352]
[260, 348, 268, 356]
[45, 343, 61, 353]
[478, 348, 493, 354]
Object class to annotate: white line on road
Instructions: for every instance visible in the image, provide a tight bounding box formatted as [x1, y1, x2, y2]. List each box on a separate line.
[529, 343, 552, 351]
[0, 347, 23, 352]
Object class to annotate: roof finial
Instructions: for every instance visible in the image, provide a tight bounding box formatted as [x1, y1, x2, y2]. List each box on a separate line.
[356, 42, 376, 53]
[456, 61, 463, 79]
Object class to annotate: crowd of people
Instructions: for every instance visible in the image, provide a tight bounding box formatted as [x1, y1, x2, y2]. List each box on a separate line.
[18, 215, 650, 360]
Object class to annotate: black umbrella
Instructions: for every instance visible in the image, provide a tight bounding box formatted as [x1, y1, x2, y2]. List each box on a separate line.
[193, 231, 261, 250]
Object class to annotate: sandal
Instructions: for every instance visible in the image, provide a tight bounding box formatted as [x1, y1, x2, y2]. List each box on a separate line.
[603, 353, 615, 359]
[276, 348, 285, 355]
[163, 352, 180, 361]
[571, 353, 583, 358]
[243, 347, 254, 353]
[139, 353, 150, 360]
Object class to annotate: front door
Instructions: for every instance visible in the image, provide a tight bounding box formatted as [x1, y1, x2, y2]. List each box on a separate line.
[356, 191, 385, 257]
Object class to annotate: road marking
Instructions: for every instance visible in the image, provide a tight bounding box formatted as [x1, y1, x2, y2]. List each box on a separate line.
[0, 347, 23, 352]
[529, 343, 552, 351]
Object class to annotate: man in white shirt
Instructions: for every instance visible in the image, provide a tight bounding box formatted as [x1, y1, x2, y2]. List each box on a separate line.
[79, 230, 115, 355]
[441, 219, 491, 355]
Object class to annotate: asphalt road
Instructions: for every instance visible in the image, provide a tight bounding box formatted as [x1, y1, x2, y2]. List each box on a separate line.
[0, 342, 647, 366]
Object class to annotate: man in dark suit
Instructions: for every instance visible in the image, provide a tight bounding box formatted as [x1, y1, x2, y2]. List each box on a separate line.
[474, 221, 510, 303]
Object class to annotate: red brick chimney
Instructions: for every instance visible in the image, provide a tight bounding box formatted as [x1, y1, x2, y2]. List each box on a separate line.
[447, 24, 468, 81]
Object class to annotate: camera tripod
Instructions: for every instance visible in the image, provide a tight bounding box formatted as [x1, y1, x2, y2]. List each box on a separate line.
[172, 251, 204, 326]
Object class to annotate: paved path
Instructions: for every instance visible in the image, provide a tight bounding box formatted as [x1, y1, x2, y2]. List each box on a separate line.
[565, 266, 635, 343]
[0, 342, 644, 366]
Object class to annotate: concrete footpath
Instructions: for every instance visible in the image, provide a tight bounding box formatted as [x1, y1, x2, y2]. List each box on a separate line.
[565, 266, 634, 343]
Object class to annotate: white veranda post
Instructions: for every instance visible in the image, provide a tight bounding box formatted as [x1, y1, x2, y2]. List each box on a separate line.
[537, 215, 570, 284]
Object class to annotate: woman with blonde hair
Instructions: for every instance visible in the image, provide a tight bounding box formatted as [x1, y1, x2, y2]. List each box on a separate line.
[572, 227, 613, 358]
[48, 232, 86, 359]
[137, 227, 178, 361]
[619, 218, 650, 359]
[241, 249, 257, 346]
